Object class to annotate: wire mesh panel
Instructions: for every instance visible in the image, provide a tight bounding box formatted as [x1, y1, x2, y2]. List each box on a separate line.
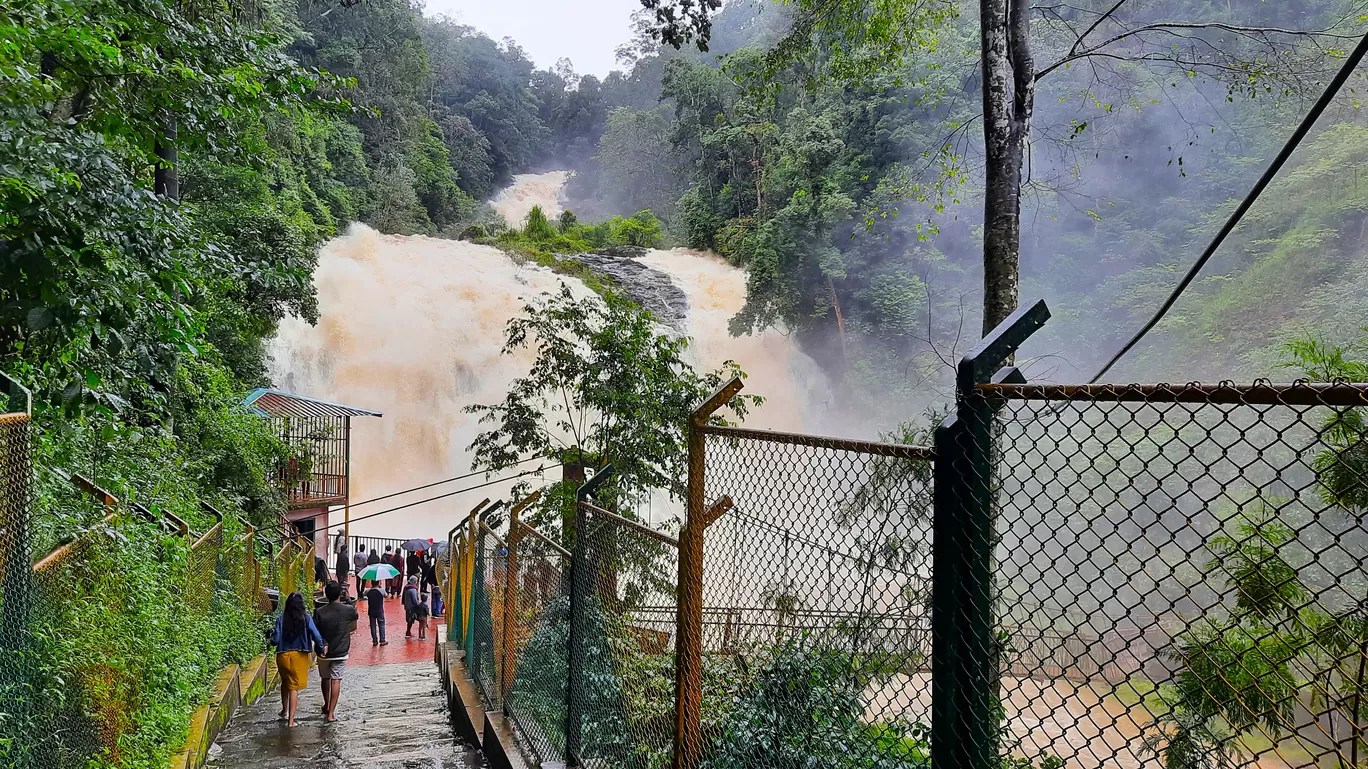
[571, 503, 680, 769]
[983, 381, 1368, 769]
[471, 524, 504, 710]
[0, 412, 34, 768]
[696, 427, 935, 768]
[505, 521, 571, 766]
[25, 482, 125, 766]
[0, 404, 274, 769]
[187, 522, 223, 616]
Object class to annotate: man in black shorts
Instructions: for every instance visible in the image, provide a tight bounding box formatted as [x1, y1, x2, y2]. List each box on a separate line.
[313, 581, 358, 723]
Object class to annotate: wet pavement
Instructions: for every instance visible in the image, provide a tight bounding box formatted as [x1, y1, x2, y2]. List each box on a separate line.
[208, 661, 480, 769]
[209, 594, 480, 769]
[347, 592, 443, 667]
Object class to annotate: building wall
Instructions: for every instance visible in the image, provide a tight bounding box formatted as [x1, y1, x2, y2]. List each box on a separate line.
[286, 506, 329, 559]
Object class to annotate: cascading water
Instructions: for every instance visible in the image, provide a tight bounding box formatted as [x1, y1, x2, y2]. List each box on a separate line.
[489, 170, 571, 225]
[270, 173, 831, 537]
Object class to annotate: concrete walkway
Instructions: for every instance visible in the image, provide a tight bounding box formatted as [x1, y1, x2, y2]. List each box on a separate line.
[207, 661, 479, 769]
[208, 596, 480, 769]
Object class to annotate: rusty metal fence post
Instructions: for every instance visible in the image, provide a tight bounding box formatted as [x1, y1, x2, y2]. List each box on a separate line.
[452, 498, 490, 644]
[502, 491, 541, 700]
[675, 377, 744, 769]
[0, 377, 33, 765]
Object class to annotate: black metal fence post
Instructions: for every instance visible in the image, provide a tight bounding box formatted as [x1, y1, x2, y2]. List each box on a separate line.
[932, 300, 1048, 769]
[566, 465, 614, 768]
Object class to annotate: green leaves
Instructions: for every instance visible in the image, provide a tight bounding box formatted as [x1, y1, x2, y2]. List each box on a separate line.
[467, 284, 759, 508]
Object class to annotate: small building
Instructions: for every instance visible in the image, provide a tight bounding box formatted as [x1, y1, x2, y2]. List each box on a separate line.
[243, 388, 382, 558]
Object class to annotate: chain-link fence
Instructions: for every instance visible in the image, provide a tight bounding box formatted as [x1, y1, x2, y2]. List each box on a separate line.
[972, 380, 1368, 769]
[0, 409, 35, 768]
[503, 512, 572, 765]
[573, 501, 680, 769]
[691, 426, 935, 769]
[471, 521, 505, 709]
[0, 394, 282, 769]
[187, 503, 225, 616]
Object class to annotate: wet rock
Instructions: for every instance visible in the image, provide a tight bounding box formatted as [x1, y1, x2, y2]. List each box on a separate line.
[560, 252, 688, 327]
[598, 244, 648, 258]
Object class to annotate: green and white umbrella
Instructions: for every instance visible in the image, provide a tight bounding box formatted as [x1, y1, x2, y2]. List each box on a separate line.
[357, 563, 399, 582]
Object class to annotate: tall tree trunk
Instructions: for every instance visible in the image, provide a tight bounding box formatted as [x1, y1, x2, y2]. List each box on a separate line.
[827, 274, 848, 367]
[979, 0, 1034, 334]
[154, 116, 179, 200]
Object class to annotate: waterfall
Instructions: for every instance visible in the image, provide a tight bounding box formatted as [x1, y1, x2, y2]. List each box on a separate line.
[489, 170, 571, 225]
[271, 173, 831, 537]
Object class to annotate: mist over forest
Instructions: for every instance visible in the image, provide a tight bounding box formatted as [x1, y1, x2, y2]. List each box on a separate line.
[280, 0, 1368, 418]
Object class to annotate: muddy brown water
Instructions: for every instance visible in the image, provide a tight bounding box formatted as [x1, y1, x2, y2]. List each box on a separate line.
[870, 673, 1323, 769]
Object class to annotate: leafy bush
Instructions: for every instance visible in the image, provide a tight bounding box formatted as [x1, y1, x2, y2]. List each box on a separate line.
[525, 205, 561, 241]
[706, 643, 926, 769]
[608, 210, 666, 248]
[6, 514, 267, 769]
[508, 595, 635, 761]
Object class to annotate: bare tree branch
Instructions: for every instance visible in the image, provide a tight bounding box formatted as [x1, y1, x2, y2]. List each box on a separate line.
[1039, 20, 1359, 80]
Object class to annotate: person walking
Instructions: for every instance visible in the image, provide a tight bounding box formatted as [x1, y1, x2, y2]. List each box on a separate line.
[390, 547, 405, 598]
[364, 579, 388, 646]
[420, 554, 439, 618]
[334, 539, 349, 591]
[352, 544, 367, 596]
[314, 581, 357, 723]
[402, 576, 423, 638]
[271, 592, 325, 727]
[428, 554, 443, 619]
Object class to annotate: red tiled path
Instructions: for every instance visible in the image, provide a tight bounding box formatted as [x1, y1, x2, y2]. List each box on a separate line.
[346, 590, 441, 666]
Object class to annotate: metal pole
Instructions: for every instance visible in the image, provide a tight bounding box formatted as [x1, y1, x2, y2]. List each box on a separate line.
[675, 378, 743, 769]
[566, 466, 615, 768]
[343, 416, 351, 541]
[931, 300, 1048, 769]
[465, 501, 501, 660]
[457, 499, 491, 646]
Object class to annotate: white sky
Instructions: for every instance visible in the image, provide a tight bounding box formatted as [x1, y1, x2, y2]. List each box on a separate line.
[423, 0, 641, 78]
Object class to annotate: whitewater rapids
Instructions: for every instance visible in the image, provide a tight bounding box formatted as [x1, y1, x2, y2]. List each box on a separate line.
[270, 174, 830, 537]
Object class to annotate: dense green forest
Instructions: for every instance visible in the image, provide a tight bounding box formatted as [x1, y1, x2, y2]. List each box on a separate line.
[557, 0, 1368, 410]
[6, 0, 1368, 764]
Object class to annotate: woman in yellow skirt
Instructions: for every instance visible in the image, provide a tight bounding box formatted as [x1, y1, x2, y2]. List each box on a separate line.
[271, 592, 326, 726]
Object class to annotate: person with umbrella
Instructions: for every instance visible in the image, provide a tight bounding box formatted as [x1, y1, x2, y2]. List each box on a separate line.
[356, 561, 399, 645]
[405, 546, 422, 590]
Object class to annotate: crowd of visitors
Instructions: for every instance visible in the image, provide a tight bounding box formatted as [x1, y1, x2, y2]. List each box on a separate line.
[276, 534, 446, 727]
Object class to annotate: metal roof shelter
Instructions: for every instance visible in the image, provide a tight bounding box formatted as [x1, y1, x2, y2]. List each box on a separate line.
[244, 388, 383, 420]
[243, 389, 381, 516]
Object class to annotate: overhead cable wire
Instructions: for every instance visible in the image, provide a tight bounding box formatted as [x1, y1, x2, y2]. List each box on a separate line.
[338, 452, 552, 511]
[267, 461, 561, 537]
[1089, 29, 1368, 383]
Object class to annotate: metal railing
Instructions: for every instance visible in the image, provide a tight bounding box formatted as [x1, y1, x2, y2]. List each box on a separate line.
[450, 298, 1368, 769]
